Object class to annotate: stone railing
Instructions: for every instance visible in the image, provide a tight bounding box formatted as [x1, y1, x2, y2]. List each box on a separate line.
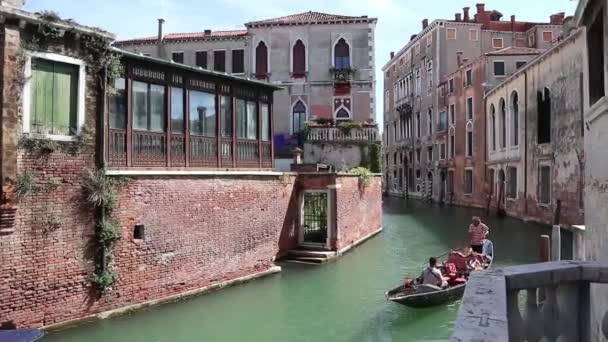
[307, 127, 380, 142]
[451, 261, 608, 341]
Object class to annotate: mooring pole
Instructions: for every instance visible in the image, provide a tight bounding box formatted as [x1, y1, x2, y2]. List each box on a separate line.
[540, 235, 550, 262]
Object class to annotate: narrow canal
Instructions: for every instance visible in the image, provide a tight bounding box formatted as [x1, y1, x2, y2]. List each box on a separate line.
[43, 197, 557, 342]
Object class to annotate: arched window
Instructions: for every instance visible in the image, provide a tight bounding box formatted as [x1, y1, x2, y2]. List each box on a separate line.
[336, 108, 350, 119]
[448, 127, 455, 159]
[466, 122, 473, 157]
[511, 91, 519, 146]
[292, 100, 306, 134]
[334, 38, 350, 69]
[490, 104, 496, 151]
[500, 98, 506, 148]
[255, 41, 268, 77]
[537, 87, 551, 143]
[292, 40, 306, 77]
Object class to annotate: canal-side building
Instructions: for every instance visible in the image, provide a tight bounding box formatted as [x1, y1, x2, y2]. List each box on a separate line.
[485, 24, 585, 227]
[0, 4, 382, 329]
[382, 3, 566, 199]
[438, 47, 543, 208]
[114, 12, 378, 166]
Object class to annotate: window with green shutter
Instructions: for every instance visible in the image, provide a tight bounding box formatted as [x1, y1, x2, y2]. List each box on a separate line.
[30, 58, 78, 135]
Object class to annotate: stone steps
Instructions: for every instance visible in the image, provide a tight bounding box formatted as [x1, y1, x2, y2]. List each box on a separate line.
[282, 249, 337, 265]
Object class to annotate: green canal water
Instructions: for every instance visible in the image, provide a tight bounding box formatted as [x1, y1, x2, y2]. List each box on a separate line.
[43, 197, 556, 342]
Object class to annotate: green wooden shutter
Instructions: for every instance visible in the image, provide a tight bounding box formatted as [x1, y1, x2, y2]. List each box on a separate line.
[31, 59, 54, 134]
[52, 62, 78, 135]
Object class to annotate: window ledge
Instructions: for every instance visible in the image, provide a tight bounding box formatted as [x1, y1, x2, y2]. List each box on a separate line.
[507, 197, 518, 202]
[538, 202, 552, 208]
[25, 133, 76, 142]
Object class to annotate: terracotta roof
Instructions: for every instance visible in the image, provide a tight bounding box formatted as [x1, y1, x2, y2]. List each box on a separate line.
[485, 46, 546, 56]
[245, 11, 375, 27]
[114, 30, 248, 46]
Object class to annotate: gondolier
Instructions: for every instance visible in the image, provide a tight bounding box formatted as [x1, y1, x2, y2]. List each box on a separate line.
[468, 216, 489, 253]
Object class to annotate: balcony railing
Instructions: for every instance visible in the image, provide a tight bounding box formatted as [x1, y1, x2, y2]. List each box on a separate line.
[452, 261, 608, 342]
[307, 127, 380, 142]
[330, 67, 355, 83]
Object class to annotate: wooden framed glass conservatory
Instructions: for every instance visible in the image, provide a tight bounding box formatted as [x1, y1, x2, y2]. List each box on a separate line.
[106, 50, 279, 170]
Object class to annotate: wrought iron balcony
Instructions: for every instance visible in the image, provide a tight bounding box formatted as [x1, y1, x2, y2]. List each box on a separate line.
[329, 67, 356, 83]
[451, 261, 608, 341]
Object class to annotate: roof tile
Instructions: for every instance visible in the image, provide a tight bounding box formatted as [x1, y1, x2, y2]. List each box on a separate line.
[114, 30, 248, 45]
[246, 11, 373, 26]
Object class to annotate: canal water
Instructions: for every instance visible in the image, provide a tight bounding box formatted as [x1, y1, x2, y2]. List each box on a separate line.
[43, 197, 557, 342]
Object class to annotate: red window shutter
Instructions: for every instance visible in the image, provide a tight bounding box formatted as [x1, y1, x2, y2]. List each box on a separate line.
[293, 40, 306, 76]
[256, 42, 268, 77]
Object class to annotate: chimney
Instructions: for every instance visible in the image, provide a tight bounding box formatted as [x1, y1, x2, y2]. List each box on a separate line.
[511, 15, 516, 32]
[422, 19, 429, 29]
[476, 3, 485, 15]
[157, 18, 165, 59]
[204, 29, 212, 35]
[457, 51, 463, 67]
[0, 0, 24, 8]
[550, 12, 566, 25]
[390, 51, 395, 59]
[455, 13, 462, 22]
[463, 7, 470, 22]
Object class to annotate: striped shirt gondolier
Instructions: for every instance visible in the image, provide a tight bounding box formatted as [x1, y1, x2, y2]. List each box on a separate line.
[469, 223, 489, 246]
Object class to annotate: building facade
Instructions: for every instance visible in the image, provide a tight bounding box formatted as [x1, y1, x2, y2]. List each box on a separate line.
[114, 12, 377, 160]
[382, 3, 565, 199]
[485, 27, 585, 226]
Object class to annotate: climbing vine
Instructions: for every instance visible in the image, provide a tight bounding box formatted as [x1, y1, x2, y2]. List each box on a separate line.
[16, 173, 39, 200]
[350, 166, 373, 188]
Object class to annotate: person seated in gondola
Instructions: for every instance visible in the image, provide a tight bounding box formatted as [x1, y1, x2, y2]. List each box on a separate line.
[420, 257, 448, 289]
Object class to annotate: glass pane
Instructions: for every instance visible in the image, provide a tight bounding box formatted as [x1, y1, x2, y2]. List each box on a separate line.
[247, 101, 257, 140]
[236, 99, 247, 139]
[171, 87, 184, 133]
[149, 84, 165, 132]
[221, 96, 232, 137]
[261, 103, 270, 141]
[52, 62, 78, 136]
[132, 81, 148, 131]
[190, 90, 216, 136]
[109, 78, 126, 129]
[30, 59, 54, 134]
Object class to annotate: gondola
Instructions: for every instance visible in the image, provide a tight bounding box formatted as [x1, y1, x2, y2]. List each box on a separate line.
[385, 240, 494, 308]
[0, 329, 44, 342]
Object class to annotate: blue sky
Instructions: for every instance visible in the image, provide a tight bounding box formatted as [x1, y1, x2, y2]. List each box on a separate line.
[24, 0, 577, 124]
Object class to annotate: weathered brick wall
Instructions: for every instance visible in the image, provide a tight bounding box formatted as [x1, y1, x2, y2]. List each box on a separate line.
[335, 176, 383, 251]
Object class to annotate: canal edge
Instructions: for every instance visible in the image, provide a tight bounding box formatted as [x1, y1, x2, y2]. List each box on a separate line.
[42, 266, 282, 332]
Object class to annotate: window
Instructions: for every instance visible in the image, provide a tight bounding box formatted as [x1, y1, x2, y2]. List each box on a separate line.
[440, 143, 446, 160]
[334, 38, 350, 68]
[466, 97, 473, 120]
[214, 50, 226, 72]
[255, 41, 268, 77]
[465, 69, 472, 86]
[529, 34, 536, 47]
[507, 167, 517, 199]
[427, 34, 432, 47]
[588, 8, 605, 105]
[195, 51, 208, 69]
[466, 123, 473, 157]
[171, 52, 184, 64]
[492, 38, 503, 49]
[449, 104, 455, 125]
[334, 98, 352, 121]
[447, 28, 457, 40]
[542, 31, 553, 42]
[292, 100, 307, 134]
[438, 110, 447, 131]
[293, 39, 306, 76]
[469, 29, 478, 41]
[448, 78, 454, 94]
[261, 103, 270, 142]
[427, 146, 433, 161]
[170, 87, 184, 133]
[237, 99, 257, 139]
[447, 170, 454, 193]
[511, 92, 519, 146]
[109, 78, 126, 129]
[491, 105, 496, 151]
[28, 57, 82, 136]
[489, 169, 495, 194]
[415, 68, 421, 95]
[416, 112, 421, 137]
[220, 95, 232, 138]
[384, 90, 389, 111]
[427, 108, 433, 136]
[416, 148, 421, 162]
[189, 90, 216, 137]
[415, 43, 420, 55]
[133, 81, 165, 132]
[537, 88, 551, 144]
[516, 61, 527, 69]
[449, 129, 455, 158]
[494, 61, 505, 76]
[500, 98, 506, 148]
[464, 169, 473, 194]
[232, 49, 244, 74]
[539, 165, 551, 204]
[427, 61, 433, 92]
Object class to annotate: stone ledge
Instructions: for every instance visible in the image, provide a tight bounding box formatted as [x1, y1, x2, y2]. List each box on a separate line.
[337, 226, 383, 256]
[43, 266, 282, 332]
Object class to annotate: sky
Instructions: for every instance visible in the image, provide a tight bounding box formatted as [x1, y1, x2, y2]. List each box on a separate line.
[24, 0, 578, 125]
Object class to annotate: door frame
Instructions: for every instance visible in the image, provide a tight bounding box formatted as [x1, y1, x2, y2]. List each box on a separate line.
[298, 189, 332, 249]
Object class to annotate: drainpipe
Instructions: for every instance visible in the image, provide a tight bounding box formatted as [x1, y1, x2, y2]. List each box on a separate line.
[523, 70, 528, 215]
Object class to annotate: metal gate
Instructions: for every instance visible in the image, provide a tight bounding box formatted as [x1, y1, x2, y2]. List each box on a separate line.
[300, 191, 329, 247]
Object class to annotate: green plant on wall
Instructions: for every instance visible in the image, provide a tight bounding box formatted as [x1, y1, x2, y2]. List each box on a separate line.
[350, 166, 373, 188]
[82, 169, 120, 211]
[368, 143, 381, 173]
[16, 173, 39, 200]
[337, 121, 363, 135]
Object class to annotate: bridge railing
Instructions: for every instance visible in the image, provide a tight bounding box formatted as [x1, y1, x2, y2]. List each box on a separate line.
[451, 260, 608, 341]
